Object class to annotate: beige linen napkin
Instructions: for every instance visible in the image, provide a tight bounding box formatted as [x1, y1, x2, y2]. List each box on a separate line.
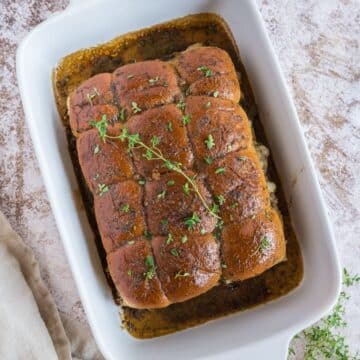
[0, 211, 103, 360]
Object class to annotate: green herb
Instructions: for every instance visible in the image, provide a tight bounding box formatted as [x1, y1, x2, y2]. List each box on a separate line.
[257, 236, 270, 254]
[120, 203, 130, 213]
[167, 180, 175, 186]
[184, 212, 201, 230]
[138, 178, 146, 186]
[175, 270, 190, 279]
[181, 235, 188, 243]
[127, 74, 134, 79]
[289, 268, 360, 360]
[215, 167, 225, 174]
[197, 65, 213, 77]
[204, 156, 213, 165]
[162, 81, 168, 87]
[98, 183, 109, 196]
[216, 195, 225, 205]
[148, 76, 159, 84]
[131, 101, 142, 114]
[205, 134, 215, 149]
[94, 144, 100, 155]
[144, 255, 156, 280]
[176, 100, 186, 110]
[230, 202, 238, 209]
[91, 118, 221, 220]
[119, 108, 126, 122]
[221, 263, 227, 269]
[143, 230, 152, 239]
[205, 101, 211, 108]
[151, 136, 160, 147]
[90, 114, 108, 142]
[182, 114, 191, 125]
[161, 219, 169, 226]
[185, 87, 191, 96]
[213, 90, 219, 98]
[127, 269, 132, 276]
[157, 190, 166, 199]
[343, 268, 360, 286]
[93, 173, 100, 180]
[200, 228, 206, 235]
[170, 248, 179, 257]
[167, 122, 173, 132]
[127, 240, 135, 245]
[183, 182, 190, 196]
[166, 233, 174, 245]
[211, 203, 220, 214]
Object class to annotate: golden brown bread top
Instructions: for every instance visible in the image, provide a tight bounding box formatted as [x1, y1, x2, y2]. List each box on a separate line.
[68, 45, 286, 309]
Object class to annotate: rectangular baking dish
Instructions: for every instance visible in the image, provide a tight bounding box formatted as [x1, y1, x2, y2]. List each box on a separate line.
[16, 0, 341, 359]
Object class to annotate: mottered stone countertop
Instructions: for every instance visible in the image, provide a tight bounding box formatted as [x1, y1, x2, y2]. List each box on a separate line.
[0, 0, 359, 357]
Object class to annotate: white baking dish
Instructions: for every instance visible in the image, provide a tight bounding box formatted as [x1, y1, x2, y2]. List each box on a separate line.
[16, 0, 341, 359]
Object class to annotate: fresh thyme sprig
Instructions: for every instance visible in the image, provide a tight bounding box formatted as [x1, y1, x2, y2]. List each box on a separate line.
[90, 115, 221, 220]
[288, 268, 360, 360]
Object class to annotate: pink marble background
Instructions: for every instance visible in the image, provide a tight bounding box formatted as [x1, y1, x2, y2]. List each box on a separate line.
[0, 0, 359, 356]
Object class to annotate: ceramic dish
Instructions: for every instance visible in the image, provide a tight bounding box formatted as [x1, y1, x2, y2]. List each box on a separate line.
[17, 0, 341, 359]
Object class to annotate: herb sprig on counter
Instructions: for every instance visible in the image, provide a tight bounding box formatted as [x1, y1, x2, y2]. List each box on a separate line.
[90, 115, 221, 220]
[288, 268, 360, 360]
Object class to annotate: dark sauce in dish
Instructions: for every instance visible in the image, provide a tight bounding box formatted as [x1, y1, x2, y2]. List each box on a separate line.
[53, 13, 303, 339]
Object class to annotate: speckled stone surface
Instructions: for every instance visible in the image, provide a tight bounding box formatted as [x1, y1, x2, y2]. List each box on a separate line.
[0, 0, 359, 356]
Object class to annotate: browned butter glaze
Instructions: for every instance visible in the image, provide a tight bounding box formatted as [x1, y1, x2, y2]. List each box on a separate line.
[53, 13, 303, 339]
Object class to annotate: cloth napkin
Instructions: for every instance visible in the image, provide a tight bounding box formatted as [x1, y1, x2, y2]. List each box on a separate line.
[0, 211, 104, 360]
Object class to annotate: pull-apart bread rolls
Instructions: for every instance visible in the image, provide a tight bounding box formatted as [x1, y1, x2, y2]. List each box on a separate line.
[68, 45, 286, 309]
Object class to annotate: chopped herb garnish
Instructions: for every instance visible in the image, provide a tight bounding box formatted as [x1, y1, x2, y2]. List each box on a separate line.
[157, 190, 166, 199]
[144, 255, 156, 280]
[183, 182, 190, 196]
[148, 76, 159, 84]
[167, 122, 173, 132]
[151, 136, 161, 147]
[230, 202, 238, 209]
[175, 270, 190, 279]
[131, 101, 142, 114]
[197, 65, 213, 77]
[182, 114, 191, 125]
[138, 179, 146, 186]
[166, 233, 174, 245]
[127, 74, 134, 79]
[163, 81, 168, 87]
[257, 236, 270, 254]
[181, 235, 188, 243]
[215, 167, 225, 174]
[200, 228, 206, 235]
[221, 263, 227, 269]
[93, 173, 100, 180]
[161, 219, 169, 226]
[120, 203, 130, 213]
[176, 100, 186, 110]
[94, 144, 100, 155]
[205, 101, 211, 108]
[216, 194, 226, 205]
[127, 240, 135, 245]
[167, 180, 175, 186]
[98, 183, 109, 196]
[213, 90, 219, 98]
[211, 203, 220, 214]
[343, 268, 360, 286]
[119, 108, 126, 122]
[205, 134, 215, 149]
[127, 269, 132, 276]
[144, 230, 152, 239]
[90, 114, 108, 142]
[184, 212, 201, 230]
[170, 248, 179, 257]
[204, 156, 213, 165]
